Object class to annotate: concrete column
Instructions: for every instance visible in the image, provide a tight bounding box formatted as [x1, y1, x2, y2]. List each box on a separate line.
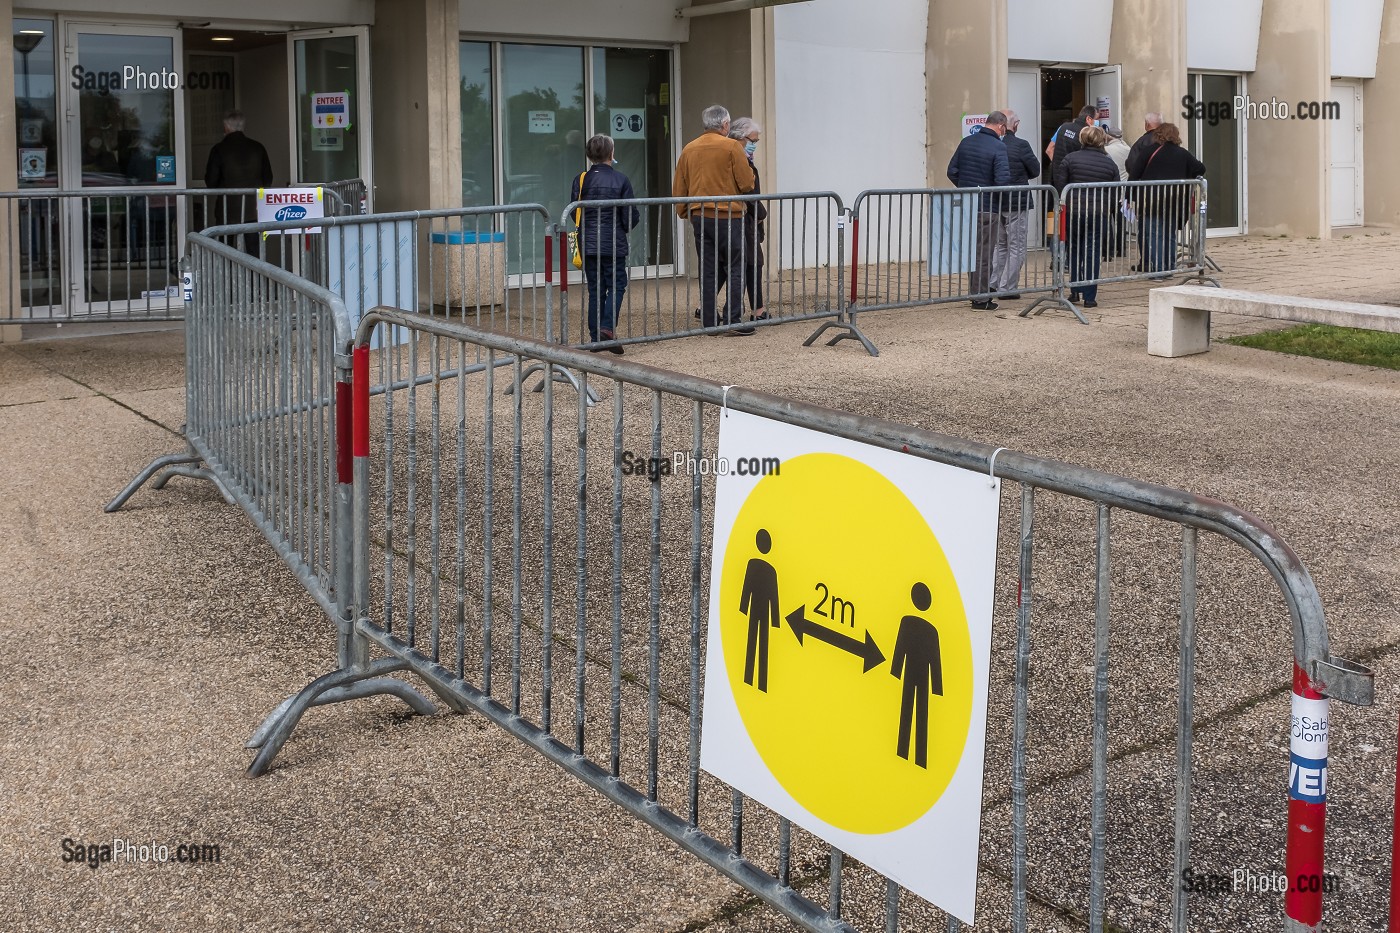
[2, 0, 21, 341]
[370, 0, 462, 213]
[678, 9, 753, 146]
[1248, 0, 1329, 237]
[927, 0, 1007, 187]
[1108, 0, 1187, 144]
[1365, 0, 1400, 227]
[749, 8, 777, 195]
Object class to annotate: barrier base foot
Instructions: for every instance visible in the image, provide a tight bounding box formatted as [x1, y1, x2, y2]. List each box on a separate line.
[105, 450, 228, 512]
[508, 362, 600, 406]
[1181, 273, 1222, 288]
[246, 657, 437, 777]
[803, 318, 879, 357]
[1020, 294, 1090, 325]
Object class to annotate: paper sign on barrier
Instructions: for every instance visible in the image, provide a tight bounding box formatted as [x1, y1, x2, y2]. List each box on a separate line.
[700, 410, 1000, 924]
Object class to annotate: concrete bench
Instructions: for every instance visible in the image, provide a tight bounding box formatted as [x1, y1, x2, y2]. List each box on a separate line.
[1148, 285, 1400, 357]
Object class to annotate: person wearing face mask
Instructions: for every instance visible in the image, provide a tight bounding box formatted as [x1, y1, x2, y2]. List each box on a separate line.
[694, 117, 768, 324]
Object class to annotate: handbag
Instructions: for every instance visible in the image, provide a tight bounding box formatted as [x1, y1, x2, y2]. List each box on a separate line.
[568, 170, 587, 270]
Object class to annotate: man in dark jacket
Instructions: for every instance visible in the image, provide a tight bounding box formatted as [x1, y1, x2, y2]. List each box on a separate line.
[947, 111, 1010, 309]
[571, 134, 640, 350]
[1047, 104, 1098, 193]
[1124, 111, 1164, 178]
[204, 111, 274, 256]
[991, 109, 1041, 299]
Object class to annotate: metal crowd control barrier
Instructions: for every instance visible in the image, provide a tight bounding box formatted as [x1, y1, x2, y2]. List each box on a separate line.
[1023, 178, 1219, 324]
[846, 185, 1062, 321]
[557, 191, 872, 354]
[203, 204, 554, 341]
[104, 231, 441, 743]
[217, 304, 1372, 932]
[1, 185, 350, 323]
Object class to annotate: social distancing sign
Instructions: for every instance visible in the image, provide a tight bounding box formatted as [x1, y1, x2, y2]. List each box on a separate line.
[701, 411, 1000, 924]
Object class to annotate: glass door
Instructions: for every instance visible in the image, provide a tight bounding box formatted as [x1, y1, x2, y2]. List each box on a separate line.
[289, 27, 373, 206]
[61, 21, 185, 313]
[1188, 73, 1244, 235]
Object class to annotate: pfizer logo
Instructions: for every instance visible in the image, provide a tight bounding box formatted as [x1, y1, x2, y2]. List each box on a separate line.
[275, 205, 308, 222]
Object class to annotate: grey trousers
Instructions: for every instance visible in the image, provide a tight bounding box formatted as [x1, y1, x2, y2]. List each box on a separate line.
[991, 209, 1030, 293]
[972, 211, 1002, 298]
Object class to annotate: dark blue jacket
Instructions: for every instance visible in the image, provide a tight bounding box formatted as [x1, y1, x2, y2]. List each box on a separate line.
[996, 129, 1041, 211]
[571, 163, 640, 258]
[947, 126, 1011, 211]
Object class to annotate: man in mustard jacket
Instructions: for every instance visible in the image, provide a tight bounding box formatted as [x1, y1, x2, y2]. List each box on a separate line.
[673, 104, 756, 333]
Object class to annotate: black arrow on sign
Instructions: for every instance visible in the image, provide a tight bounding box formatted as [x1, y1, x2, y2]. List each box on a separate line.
[785, 605, 886, 673]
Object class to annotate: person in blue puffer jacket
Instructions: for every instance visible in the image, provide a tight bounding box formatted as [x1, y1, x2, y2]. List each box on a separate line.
[947, 111, 1011, 309]
[571, 135, 640, 352]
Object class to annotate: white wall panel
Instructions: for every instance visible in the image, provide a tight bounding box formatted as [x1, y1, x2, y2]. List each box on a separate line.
[1330, 0, 1384, 78]
[773, 0, 926, 202]
[1007, 0, 1113, 64]
[1187, 0, 1263, 71]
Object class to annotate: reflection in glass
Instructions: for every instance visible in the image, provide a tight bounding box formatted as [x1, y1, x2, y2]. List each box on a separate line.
[591, 47, 674, 266]
[75, 33, 177, 186]
[13, 18, 58, 189]
[460, 41, 495, 208]
[500, 44, 585, 274]
[1198, 74, 1240, 231]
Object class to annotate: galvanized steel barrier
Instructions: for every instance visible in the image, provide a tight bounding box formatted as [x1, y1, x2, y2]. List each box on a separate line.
[557, 191, 872, 354]
[1021, 178, 1218, 324]
[2, 184, 352, 323]
[188, 292, 1370, 931]
[846, 185, 1063, 321]
[104, 232, 442, 747]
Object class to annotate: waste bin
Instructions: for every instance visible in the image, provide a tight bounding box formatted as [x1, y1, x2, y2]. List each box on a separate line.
[431, 230, 506, 310]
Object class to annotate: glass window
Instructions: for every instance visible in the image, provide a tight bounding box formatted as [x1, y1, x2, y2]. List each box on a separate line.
[1193, 73, 1242, 231]
[74, 32, 179, 186]
[500, 43, 586, 220]
[459, 41, 495, 208]
[591, 47, 674, 265]
[294, 36, 361, 183]
[13, 18, 58, 188]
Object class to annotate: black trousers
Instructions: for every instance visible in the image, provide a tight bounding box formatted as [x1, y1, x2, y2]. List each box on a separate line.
[692, 215, 746, 327]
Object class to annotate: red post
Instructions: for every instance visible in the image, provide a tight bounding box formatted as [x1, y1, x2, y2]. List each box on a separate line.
[544, 231, 554, 285]
[1390, 710, 1400, 933]
[1285, 662, 1329, 929]
[335, 380, 352, 485]
[848, 215, 860, 306]
[352, 346, 370, 459]
[558, 230, 569, 293]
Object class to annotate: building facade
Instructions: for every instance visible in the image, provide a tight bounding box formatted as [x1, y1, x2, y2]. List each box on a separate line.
[2, 0, 1394, 271]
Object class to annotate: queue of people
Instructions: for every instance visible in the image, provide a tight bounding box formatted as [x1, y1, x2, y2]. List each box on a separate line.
[568, 99, 1206, 342]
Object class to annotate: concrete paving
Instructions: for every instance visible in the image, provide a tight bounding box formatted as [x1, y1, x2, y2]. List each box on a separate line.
[2, 231, 1398, 932]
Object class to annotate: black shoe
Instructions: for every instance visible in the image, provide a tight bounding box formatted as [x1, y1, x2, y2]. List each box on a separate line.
[728, 325, 757, 336]
[1083, 299, 1098, 309]
[753, 311, 769, 321]
[971, 300, 998, 311]
[1067, 293, 1081, 304]
[693, 307, 702, 320]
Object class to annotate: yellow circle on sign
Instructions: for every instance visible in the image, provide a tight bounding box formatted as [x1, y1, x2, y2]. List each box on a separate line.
[719, 452, 973, 835]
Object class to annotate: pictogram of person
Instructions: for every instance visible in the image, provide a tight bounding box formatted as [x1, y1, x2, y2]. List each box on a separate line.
[891, 581, 942, 768]
[739, 528, 781, 691]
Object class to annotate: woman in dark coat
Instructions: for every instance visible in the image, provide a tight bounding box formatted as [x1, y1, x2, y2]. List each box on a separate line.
[1128, 122, 1205, 276]
[1055, 124, 1120, 308]
[728, 118, 768, 320]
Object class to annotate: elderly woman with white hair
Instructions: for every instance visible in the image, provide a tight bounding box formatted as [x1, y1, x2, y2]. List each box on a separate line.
[724, 116, 768, 321]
